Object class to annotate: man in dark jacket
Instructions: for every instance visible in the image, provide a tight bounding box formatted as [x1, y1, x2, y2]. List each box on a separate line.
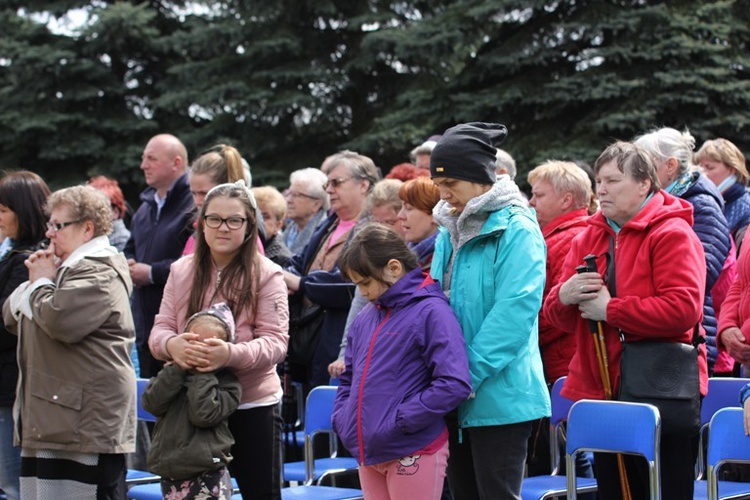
[125, 134, 194, 377]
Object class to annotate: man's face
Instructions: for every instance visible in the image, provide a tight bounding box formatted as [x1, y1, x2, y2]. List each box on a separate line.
[141, 137, 179, 192]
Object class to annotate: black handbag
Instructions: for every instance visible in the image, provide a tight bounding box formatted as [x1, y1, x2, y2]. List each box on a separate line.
[608, 236, 703, 435]
[287, 297, 325, 365]
[618, 329, 703, 435]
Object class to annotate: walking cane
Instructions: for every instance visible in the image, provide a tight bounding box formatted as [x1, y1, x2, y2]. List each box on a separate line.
[577, 254, 631, 500]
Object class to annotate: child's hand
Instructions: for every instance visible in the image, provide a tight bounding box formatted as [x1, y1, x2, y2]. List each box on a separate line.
[328, 359, 345, 378]
[188, 337, 231, 372]
[744, 397, 750, 436]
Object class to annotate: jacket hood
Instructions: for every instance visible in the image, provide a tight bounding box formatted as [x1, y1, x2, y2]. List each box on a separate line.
[68, 236, 132, 295]
[591, 190, 694, 233]
[90, 253, 133, 296]
[374, 267, 445, 311]
[684, 172, 725, 210]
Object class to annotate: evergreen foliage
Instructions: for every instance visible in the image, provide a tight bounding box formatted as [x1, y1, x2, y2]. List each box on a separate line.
[0, 0, 747, 196]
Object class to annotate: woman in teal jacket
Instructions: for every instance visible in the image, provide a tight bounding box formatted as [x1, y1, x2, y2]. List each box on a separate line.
[429, 123, 550, 500]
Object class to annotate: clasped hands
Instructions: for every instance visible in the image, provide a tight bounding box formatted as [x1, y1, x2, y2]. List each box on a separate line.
[25, 243, 59, 282]
[559, 271, 610, 322]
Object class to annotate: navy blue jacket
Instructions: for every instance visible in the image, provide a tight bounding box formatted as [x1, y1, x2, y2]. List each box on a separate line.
[287, 213, 356, 386]
[682, 173, 732, 370]
[723, 182, 750, 247]
[124, 174, 194, 348]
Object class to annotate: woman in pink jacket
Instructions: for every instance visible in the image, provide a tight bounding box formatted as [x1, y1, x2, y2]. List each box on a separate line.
[150, 180, 289, 499]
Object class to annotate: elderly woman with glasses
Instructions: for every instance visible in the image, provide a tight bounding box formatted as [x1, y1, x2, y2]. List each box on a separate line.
[3, 185, 136, 499]
[282, 167, 330, 255]
[283, 151, 380, 388]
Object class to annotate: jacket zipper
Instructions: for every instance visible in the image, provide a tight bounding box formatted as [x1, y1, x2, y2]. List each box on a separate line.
[356, 308, 391, 464]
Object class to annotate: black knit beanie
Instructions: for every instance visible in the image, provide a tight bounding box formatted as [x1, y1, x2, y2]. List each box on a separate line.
[430, 122, 508, 185]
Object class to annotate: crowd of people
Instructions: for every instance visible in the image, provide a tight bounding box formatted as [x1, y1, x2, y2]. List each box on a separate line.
[0, 124, 747, 500]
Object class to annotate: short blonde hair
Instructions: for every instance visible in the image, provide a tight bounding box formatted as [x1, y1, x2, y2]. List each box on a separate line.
[47, 185, 113, 237]
[695, 138, 748, 184]
[251, 186, 287, 221]
[367, 178, 403, 213]
[527, 160, 593, 210]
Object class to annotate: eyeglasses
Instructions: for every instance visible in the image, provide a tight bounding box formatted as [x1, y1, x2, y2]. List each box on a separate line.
[285, 191, 318, 201]
[323, 177, 353, 190]
[375, 218, 400, 228]
[203, 215, 247, 230]
[46, 220, 82, 233]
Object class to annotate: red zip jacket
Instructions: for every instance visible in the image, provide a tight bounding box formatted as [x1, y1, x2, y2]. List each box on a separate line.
[543, 191, 708, 401]
[539, 208, 590, 383]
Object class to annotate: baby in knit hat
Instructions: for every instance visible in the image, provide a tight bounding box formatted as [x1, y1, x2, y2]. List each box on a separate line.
[141, 303, 242, 500]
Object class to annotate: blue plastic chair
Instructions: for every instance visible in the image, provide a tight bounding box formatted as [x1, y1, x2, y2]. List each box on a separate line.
[281, 485, 363, 499]
[565, 399, 661, 499]
[695, 377, 750, 480]
[521, 377, 597, 499]
[692, 408, 750, 500]
[126, 378, 160, 487]
[283, 386, 359, 486]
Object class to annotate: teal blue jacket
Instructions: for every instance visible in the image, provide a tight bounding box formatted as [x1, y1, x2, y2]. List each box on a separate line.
[431, 205, 551, 427]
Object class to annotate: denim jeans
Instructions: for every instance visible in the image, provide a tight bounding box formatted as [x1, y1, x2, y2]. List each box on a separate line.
[0, 406, 20, 500]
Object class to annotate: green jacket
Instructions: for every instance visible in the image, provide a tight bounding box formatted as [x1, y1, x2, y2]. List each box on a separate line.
[142, 364, 241, 480]
[431, 204, 551, 427]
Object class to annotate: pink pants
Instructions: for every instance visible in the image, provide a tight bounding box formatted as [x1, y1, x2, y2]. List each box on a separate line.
[357, 441, 449, 500]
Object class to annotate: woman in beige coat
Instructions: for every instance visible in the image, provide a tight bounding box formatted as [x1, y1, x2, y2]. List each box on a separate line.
[3, 185, 136, 500]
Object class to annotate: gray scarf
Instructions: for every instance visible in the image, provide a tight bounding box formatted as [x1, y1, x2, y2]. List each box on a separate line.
[433, 178, 527, 293]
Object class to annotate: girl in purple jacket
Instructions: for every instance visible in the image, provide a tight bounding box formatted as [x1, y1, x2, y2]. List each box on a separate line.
[332, 223, 471, 500]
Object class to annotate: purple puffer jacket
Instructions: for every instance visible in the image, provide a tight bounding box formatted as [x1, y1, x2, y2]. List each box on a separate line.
[331, 268, 472, 466]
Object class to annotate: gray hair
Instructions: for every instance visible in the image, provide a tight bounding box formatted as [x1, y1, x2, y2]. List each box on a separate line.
[495, 149, 517, 180]
[634, 127, 696, 177]
[410, 141, 437, 162]
[324, 150, 381, 194]
[289, 168, 330, 211]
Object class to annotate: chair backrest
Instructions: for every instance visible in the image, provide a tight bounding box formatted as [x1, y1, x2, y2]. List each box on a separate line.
[707, 407, 750, 498]
[548, 376, 572, 475]
[136, 377, 156, 423]
[696, 377, 749, 479]
[701, 378, 749, 426]
[550, 376, 572, 425]
[565, 400, 661, 499]
[707, 407, 750, 471]
[304, 386, 338, 437]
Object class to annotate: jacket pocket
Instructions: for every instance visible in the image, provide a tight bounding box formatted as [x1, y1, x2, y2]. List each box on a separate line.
[26, 371, 83, 444]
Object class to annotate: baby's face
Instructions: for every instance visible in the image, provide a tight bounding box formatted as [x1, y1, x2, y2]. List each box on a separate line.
[188, 322, 227, 343]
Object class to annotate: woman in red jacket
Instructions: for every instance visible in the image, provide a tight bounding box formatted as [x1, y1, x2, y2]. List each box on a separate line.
[543, 141, 707, 500]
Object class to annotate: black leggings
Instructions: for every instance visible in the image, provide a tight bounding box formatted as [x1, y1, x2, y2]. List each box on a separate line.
[228, 404, 283, 500]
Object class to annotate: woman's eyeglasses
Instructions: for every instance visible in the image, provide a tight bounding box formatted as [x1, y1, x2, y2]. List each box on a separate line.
[285, 191, 318, 201]
[46, 220, 82, 233]
[203, 215, 247, 230]
[323, 177, 353, 190]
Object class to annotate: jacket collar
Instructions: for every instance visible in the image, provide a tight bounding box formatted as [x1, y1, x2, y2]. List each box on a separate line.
[542, 208, 589, 238]
[139, 172, 190, 206]
[589, 190, 693, 234]
[374, 267, 441, 310]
